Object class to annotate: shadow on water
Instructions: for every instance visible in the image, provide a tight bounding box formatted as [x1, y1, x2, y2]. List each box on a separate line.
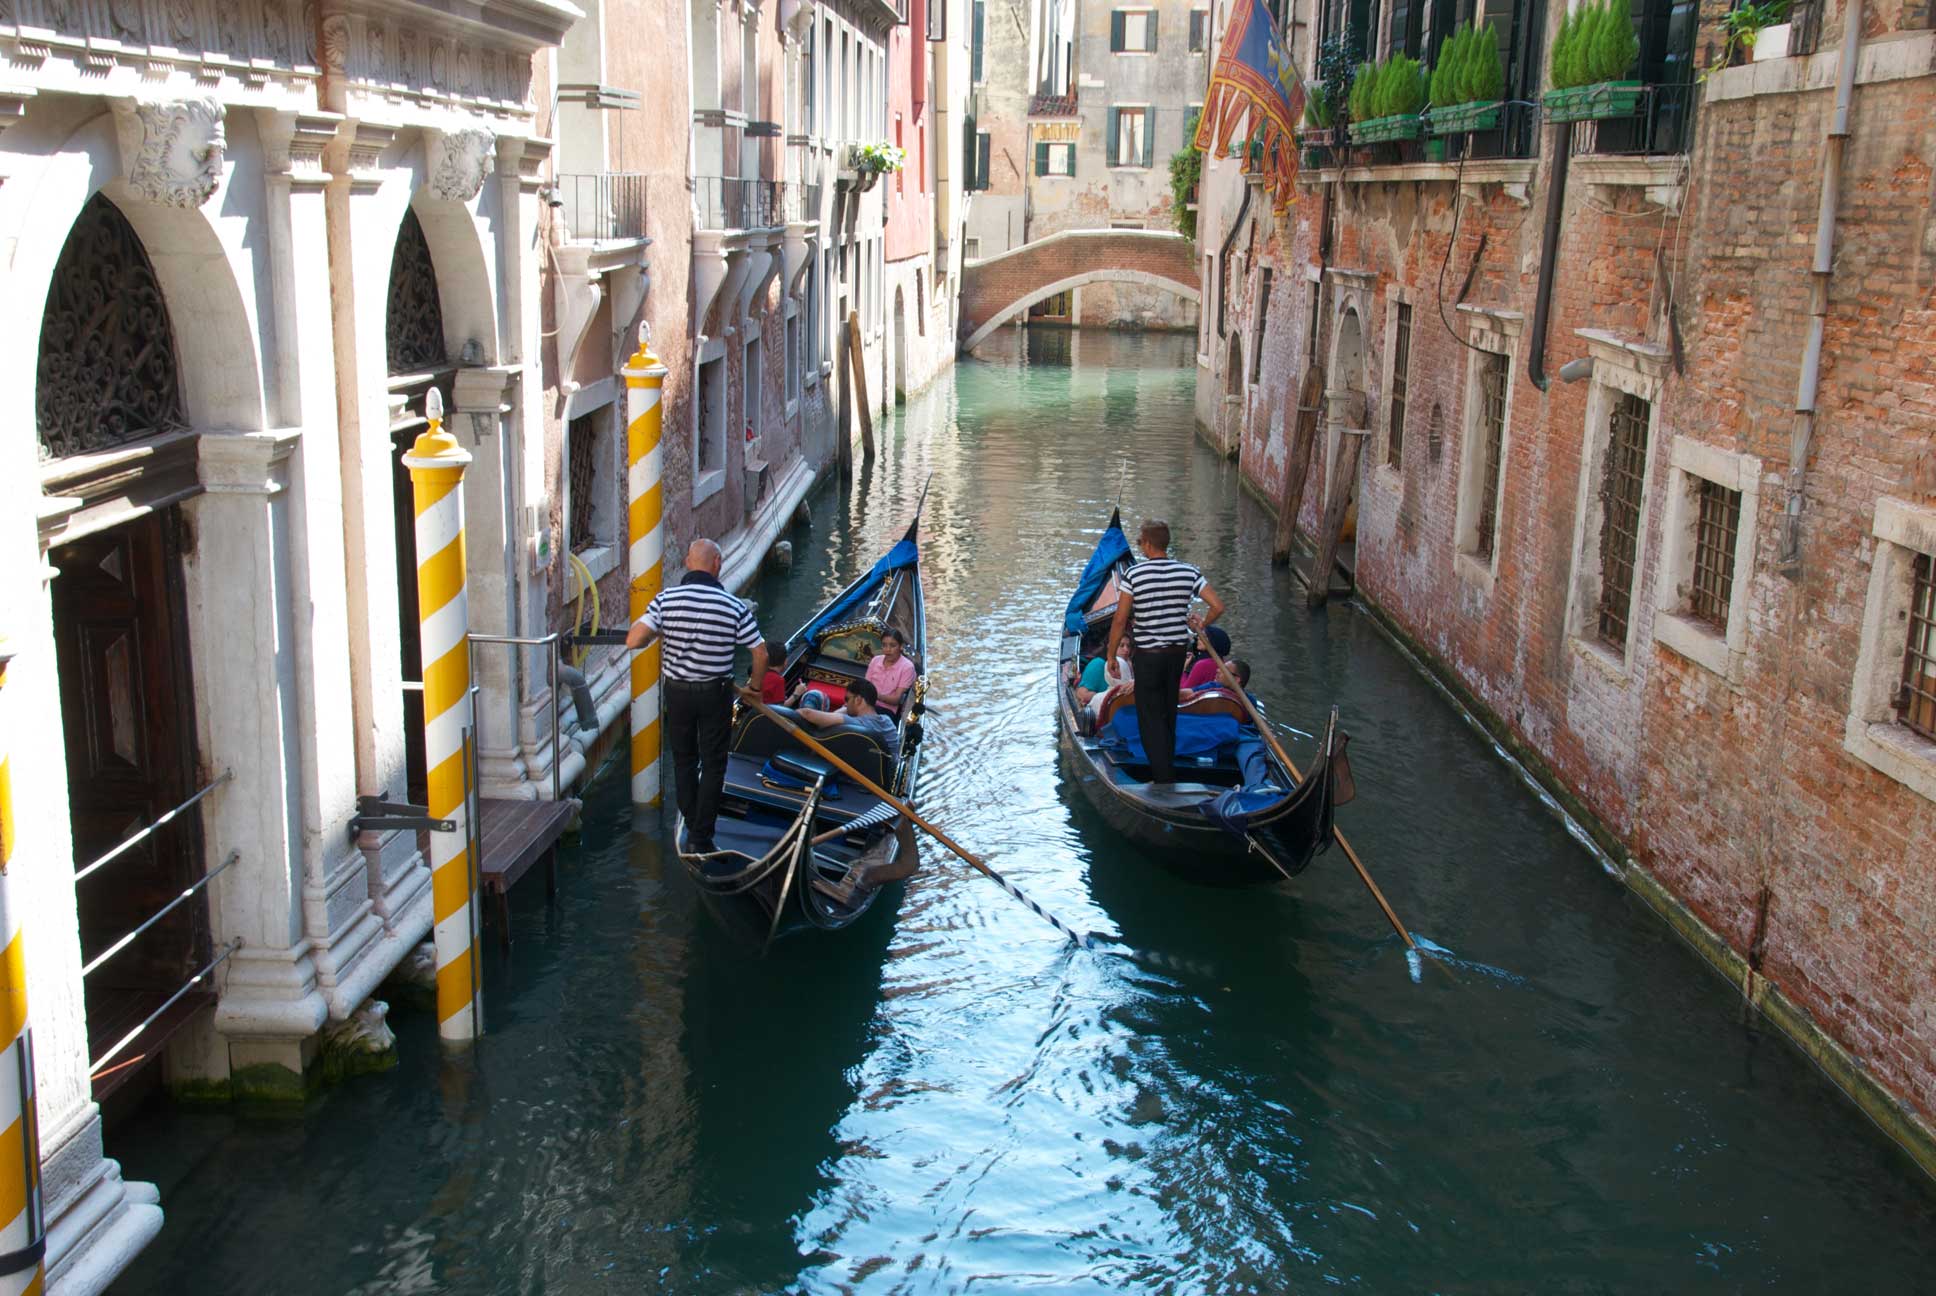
[106, 329, 1936, 1295]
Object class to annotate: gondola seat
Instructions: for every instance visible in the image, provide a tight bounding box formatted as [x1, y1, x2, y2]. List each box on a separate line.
[731, 705, 898, 787]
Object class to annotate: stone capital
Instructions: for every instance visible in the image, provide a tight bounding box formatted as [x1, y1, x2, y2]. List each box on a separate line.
[111, 96, 227, 210]
[198, 429, 303, 496]
[259, 109, 344, 187]
[497, 134, 553, 191]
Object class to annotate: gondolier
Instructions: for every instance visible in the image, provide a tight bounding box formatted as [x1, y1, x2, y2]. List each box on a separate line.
[1105, 519, 1227, 784]
[626, 538, 769, 853]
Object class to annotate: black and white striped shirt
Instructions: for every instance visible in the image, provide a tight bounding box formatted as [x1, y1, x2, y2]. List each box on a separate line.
[638, 573, 763, 681]
[1122, 557, 1206, 649]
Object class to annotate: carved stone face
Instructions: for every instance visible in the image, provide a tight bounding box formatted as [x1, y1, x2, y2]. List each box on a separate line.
[117, 97, 228, 210]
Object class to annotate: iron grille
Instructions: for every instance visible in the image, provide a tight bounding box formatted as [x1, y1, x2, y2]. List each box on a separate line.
[1428, 402, 1444, 463]
[1389, 303, 1412, 469]
[1689, 478, 1741, 629]
[387, 209, 449, 373]
[1475, 353, 1508, 560]
[1595, 392, 1650, 649]
[36, 194, 189, 460]
[568, 412, 600, 552]
[1900, 553, 1936, 741]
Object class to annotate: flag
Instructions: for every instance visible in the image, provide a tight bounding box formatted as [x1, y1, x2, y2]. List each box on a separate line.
[1192, 0, 1306, 208]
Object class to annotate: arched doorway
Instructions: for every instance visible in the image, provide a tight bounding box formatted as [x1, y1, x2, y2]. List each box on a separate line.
[387, 206, 455, 801]
[893, 287, 909, 403]
[39, 193, 212, 1102]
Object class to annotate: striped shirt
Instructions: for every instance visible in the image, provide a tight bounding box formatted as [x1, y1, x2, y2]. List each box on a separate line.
[638, 572, 763, 681]
[1122, 557, 1206, 649]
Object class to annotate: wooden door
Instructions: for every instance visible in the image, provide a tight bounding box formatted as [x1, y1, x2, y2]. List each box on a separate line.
[51, 511, 202, 990]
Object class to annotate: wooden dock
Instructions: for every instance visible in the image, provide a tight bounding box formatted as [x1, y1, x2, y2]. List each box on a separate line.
[476, 796, 578, 945]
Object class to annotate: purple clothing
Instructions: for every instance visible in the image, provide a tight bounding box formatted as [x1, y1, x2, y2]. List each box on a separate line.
[1182, 657, 1221, 691]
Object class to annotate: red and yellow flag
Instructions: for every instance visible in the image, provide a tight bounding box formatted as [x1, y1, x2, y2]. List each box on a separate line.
[1192, 0, 1307, 207]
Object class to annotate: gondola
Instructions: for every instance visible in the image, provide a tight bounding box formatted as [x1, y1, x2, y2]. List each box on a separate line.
[676, 506, 928, 944]
[1055, 510, 1352, 884]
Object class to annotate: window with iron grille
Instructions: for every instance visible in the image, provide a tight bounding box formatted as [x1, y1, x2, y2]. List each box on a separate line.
[1595, 392, 1650, 649]
[1901, 553, 1936, 741]
[567, 410, 602, 552]
[1689, 478, 1741, 629]
[1388, 303, 1411, 469]
[1250, 269, 1272, 384]
[1475, 352, 1508, 560]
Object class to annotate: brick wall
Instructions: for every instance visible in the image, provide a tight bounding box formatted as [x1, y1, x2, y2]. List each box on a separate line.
[958, 230, 1198, 337]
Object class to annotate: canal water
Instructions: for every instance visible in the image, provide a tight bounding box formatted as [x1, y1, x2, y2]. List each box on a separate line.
[113, 331, 1935, 1292]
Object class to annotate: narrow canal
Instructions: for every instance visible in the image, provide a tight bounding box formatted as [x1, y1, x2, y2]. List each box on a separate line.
[113, 332, 1935, 1292]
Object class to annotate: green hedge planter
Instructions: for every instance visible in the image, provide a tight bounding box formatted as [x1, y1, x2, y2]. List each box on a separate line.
[1543, 80, 1644, 123]
[1348, 114, 1424, 145]
[1426, 100, 1502, 135]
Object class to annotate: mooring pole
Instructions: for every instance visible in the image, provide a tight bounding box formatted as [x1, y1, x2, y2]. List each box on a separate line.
[404, 390, 482, 1043]
[623, 323, 669, 811]
[0, 642, 47, 1295]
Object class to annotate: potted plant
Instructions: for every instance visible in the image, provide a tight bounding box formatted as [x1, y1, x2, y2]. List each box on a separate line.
[847, 142, 905, 191]
[1296, 80, 1340, 168]
[1346, 53, 1427, 147]
[1543, 0, 1643, 122]
[1720, 0, 1790, 64]
[1425, 21, 1506, 136]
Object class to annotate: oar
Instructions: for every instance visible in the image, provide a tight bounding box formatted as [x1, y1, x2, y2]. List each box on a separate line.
[737, 692, 1093, 949]
[1193, 630, 1420, 954]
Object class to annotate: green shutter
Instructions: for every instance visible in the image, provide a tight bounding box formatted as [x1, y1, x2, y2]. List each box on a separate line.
[1106, 110, 1120, 164]
[1065, 145, 1075, 177]
[972, 0, 985, 80]
[1110, 10, 1126, 50]
[1035, 141, 1050, 175]
[1143, 108, 1156, 166]
[1147, 12, 1159, 51]
[977, 133, 992, 188]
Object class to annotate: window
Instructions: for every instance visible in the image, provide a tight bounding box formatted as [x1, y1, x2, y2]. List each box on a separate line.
[695, 350, 727, 502]
[1594, 392, 1651, 652]
[1846, 497, 1936, 801]
[1388, 303, 1411, 469]
[1654, 436, 1758, 683]
[1459, 350, 1509, 564]
[1904, 555, 1936, 741]
[1109, 107, 1153, 167]
[1250, 268, 1272, 384]
[895, 114, 905, 193]
[566, 406, 615, 555]
[1111, 8, 1157, 52]
[743, 336, 763, 455]
[1035, 141, 1076, 175]
[1189, 8, 1209, 51]
[972, 0, 986, 81]
[1688, 480, 1741, 629]
[1031, 291, 1073, 319]
[785, 308, 801, 405]
[927, 0, 945, 40]
[965, 236, 982, 259]
[972, 131, 993, 189]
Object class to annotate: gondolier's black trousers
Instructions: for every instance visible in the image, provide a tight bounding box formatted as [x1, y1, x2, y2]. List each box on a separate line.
[1131, 647, 1188, 783]
[665, 677, 736, 846]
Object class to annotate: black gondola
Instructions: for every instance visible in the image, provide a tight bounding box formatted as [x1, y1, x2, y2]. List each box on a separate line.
[676, 507, 928, 944]
[1055, 510, 1352, 884]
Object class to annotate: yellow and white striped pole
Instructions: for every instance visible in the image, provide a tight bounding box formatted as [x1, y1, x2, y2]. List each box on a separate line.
[625, 322, 670, 811]
[0, 641, 46, 1295]
[404, 391, 481, 1043]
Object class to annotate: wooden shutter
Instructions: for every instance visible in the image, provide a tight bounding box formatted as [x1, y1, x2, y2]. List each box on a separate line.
[1110, 10, 1126, 50]
[1147, 11, 1159, 50]
[1106, 110, 1120, 164]
[972, 0, 985, 79]
[977, 132, 992, 188]
[1142, 109, 1156, 166]
[1035, 140, 1050, 175]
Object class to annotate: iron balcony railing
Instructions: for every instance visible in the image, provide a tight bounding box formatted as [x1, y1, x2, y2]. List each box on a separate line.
[554, 172, 648, 242]
[694, 176, 783, 230]
[1567, 82, 1698, 159]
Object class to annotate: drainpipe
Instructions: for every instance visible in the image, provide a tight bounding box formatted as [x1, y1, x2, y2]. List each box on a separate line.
[1780, 0, 1863, 574]
[1216, 179, 1253, 339]
[1528, 121, 1573, 390]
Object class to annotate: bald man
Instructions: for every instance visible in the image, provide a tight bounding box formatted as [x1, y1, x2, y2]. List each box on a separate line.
[627, 539, 770, 853]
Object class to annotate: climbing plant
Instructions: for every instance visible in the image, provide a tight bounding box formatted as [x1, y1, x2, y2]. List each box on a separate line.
[1171, 109, 1203, 240]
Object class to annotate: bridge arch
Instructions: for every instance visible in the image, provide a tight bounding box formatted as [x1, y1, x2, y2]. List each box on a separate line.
[958, 229, 1198, 353]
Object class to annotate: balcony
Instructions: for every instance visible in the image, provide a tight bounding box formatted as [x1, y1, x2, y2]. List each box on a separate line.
[695, 176, 783, 230]
[554, 173, 648, 243]
[1028, 91, 1078, 118]
[785, 181, 824, 224]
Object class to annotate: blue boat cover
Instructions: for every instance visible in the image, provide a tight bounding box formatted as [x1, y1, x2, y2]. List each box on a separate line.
[802, 537, 918, 645]
[1064, 519, 1131, 634]
[1106, 709, 1243, 762]
[759, 756, 843, 799]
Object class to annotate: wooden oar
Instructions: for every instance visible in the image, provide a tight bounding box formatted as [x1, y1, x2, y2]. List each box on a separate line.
[738, 692, 1093, 949]
[1193, 631, 1420, 953]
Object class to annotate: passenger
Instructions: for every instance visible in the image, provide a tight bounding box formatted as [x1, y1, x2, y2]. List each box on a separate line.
[797, 678, 900, 745]
[866, 628, 917, 713]
[1179, 657, 1252, 706]
[1181, 625, 1233, 691]
[1105, 518, 1228, 784]
[1074, 648, 1129, 707]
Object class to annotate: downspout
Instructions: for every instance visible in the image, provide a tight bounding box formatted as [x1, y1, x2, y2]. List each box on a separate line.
[1216, 179, 1253, 338]
[1780, 0, 1863, 573]
[1528, 121, 1573, 390]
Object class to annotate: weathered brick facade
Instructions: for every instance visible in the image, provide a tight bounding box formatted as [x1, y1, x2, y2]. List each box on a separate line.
[1199, 1, 1936, 1165]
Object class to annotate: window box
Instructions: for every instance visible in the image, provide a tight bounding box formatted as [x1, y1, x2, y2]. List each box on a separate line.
[1295, 125, 1339, 170]
[1426, 100, 1502, 135]
[1348, 114, 1424, 145]
[1542, 80, 1644, 124]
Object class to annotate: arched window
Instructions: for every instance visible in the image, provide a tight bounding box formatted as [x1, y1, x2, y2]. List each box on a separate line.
[36, 194, 188, 461]
[387, 208, 449, 373]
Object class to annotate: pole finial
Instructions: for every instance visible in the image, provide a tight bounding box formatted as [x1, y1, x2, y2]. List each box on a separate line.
[627, 318, 665, 375]
[404, 385, 469, 468]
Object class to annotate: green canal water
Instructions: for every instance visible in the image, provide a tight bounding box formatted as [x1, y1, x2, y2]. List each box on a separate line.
[112, 331, 1936, 1292]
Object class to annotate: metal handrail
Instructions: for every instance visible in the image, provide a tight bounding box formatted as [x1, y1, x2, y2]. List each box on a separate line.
[468, 632, 564, 805]
[82, 851, 239, 978]
[88, 939, 240, 1076]
[75, 769, 233, 883]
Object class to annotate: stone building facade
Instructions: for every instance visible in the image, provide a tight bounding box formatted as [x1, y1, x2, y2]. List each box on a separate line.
[964, 0, 1203, 331]
[1197, 0, 1936, 1171]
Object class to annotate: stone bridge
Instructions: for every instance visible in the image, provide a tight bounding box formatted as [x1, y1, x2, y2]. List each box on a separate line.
[957, 229, 1199, 351]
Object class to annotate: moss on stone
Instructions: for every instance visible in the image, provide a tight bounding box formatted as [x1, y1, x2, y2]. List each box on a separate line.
[228, 1060, 316, 1104]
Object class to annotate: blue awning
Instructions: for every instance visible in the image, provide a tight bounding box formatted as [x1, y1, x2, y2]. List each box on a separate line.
[1063, 516, 1130, 634]
[802, 537, 919, 645]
